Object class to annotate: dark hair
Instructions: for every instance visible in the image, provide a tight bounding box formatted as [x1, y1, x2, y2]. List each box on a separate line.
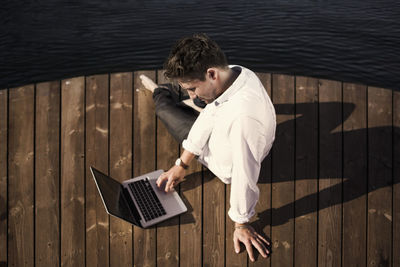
[163, 33, 228, 81]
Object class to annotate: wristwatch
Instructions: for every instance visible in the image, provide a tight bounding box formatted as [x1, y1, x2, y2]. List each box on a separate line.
[175, 158, 189, 169]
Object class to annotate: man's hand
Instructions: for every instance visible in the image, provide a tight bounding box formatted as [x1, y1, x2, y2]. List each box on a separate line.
[156, 165, 186, 192]
[233, 223, 270, 262]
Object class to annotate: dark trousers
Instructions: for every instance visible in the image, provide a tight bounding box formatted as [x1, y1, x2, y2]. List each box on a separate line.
[153, 84, 205, 144]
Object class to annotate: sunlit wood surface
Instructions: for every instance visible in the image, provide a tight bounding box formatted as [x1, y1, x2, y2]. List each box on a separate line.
[0, 71, 399, 267]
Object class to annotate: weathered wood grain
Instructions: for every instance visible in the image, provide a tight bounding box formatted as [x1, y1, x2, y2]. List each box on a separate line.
[294, 76, 318, 267]
[249, 72, 272, 267]
[109, 72, 133, 267]
[318, 79, 342, 267]
[156, 70, 180, 267]
[3, 71, 398, 267]
[133, 70, 157, 267]
[8, 85, 35, 266]
[178, 77, 203, 267]
[271, 74, 295, 266]
[0, 89, 7, 267]
[367, 86, 392, 267]
[61, 77, 85, 266]
[85, 74, 110, 267]
[203, 169, 225, 267]
[342, 83, 367, 267]
[35, 81, 60, 266]
[180, 158, 202, 267]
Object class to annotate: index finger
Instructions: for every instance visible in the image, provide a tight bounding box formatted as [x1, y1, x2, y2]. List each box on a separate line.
[156, 173, 167, 187]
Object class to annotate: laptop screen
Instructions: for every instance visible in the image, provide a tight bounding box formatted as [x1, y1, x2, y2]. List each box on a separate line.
[91, 167, 137, 224]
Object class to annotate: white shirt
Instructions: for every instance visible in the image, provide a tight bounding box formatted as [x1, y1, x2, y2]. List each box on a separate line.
[182, 65, 276, 223]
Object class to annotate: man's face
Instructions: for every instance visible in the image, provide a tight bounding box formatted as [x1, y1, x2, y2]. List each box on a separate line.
[178, 72, 219, 104]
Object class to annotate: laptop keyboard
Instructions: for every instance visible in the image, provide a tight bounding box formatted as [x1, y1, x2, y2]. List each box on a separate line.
[128, 178, 166, 222]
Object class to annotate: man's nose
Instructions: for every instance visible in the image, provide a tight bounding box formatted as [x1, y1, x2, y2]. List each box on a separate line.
[188, 91, 197, 99]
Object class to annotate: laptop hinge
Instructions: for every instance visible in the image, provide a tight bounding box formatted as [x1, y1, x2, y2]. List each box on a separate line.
[122, 187, 142, 227]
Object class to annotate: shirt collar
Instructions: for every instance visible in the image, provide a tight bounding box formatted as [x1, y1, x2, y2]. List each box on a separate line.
[212, 65, 246, 107]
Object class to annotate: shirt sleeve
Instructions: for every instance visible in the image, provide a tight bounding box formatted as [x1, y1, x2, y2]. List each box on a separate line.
[182, 107, 214, 156]
[227, 115, 266, 223]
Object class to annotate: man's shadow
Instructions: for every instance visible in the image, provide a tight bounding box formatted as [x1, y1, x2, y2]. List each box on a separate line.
[254, 100, 397, 228]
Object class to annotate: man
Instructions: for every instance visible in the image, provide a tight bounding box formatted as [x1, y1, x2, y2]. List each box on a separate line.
[140, 33, 276, 262]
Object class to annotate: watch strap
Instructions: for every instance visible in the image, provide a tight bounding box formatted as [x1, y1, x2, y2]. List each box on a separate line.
[176, 158, 189, 169]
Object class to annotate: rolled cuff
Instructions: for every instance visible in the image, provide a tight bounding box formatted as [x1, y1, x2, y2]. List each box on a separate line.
[228, 208, 255, 224]
[182, 139, 202, 156]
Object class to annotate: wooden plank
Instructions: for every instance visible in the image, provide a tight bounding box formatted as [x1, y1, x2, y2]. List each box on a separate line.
[367, 86, 392, 266]
[394, 91, 400, 267]
[226, 183, 248, 267]
[203, 169, 225, 267]
[294, 76, 318, 267]
[271, 74, 295, 266]
[249, 72, 272, 267]
[0, 89, 7, 266]
[178, 80, 203, 266]
[180, 157, 202, 267]
[35, 81, 60, 266]
[8, 85, 35, 266]
[156, 70, 180, 267]
[85, 74, 110, 267]
[109, 72, 133, 267]
[342, 83, 367, 266]
[318, 79, 342, 267]
[133, 70, 157, 267]
[61, 77, 85, 266]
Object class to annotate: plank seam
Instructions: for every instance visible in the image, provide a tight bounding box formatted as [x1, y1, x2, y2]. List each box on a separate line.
[270, 73, 273, 267]
[293, 75, 296, 266]
[155, 70, 159, 170]
[132, 72, 135, 266]
[155, 70, 158, 267]
[391, 88, 394, 267]
[84, 76, 87, 267]
[59, 80, 62, 267]
[107, 73, 111, 267]
[366, 86, 369, 266]
[293, 75, 296, 267]
[316, 79, 320, 267]
[340, 81, 344, 267]
[6, 88, 9, 265]
[270, 74, 274, 267]
[33, 84, 37, 267]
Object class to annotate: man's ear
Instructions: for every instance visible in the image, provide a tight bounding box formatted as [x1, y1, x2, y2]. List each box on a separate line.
[207, 68, 217, 80]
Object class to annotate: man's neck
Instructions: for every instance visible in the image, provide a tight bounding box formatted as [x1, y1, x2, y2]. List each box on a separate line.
[216, 67, 240, 98]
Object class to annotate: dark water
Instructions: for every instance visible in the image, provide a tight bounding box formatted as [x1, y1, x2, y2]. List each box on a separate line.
[1, 0, 399, 90]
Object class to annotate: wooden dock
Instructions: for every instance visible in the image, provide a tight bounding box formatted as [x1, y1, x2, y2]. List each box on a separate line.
[0, 70, 399, 267]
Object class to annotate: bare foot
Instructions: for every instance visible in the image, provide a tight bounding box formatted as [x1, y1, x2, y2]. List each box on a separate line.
[182, 99, 204, 113]
[139, 74, 158, 93]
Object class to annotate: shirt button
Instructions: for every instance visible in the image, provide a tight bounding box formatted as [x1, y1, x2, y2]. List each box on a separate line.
[215, 101, 219, 106]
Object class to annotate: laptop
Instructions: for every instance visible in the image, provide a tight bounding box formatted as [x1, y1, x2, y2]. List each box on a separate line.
[90, 166, 187, 228]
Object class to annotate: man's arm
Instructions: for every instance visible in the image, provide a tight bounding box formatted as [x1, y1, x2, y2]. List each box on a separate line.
[228, 115, 271, 261]
[157, 104, 212, 192]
